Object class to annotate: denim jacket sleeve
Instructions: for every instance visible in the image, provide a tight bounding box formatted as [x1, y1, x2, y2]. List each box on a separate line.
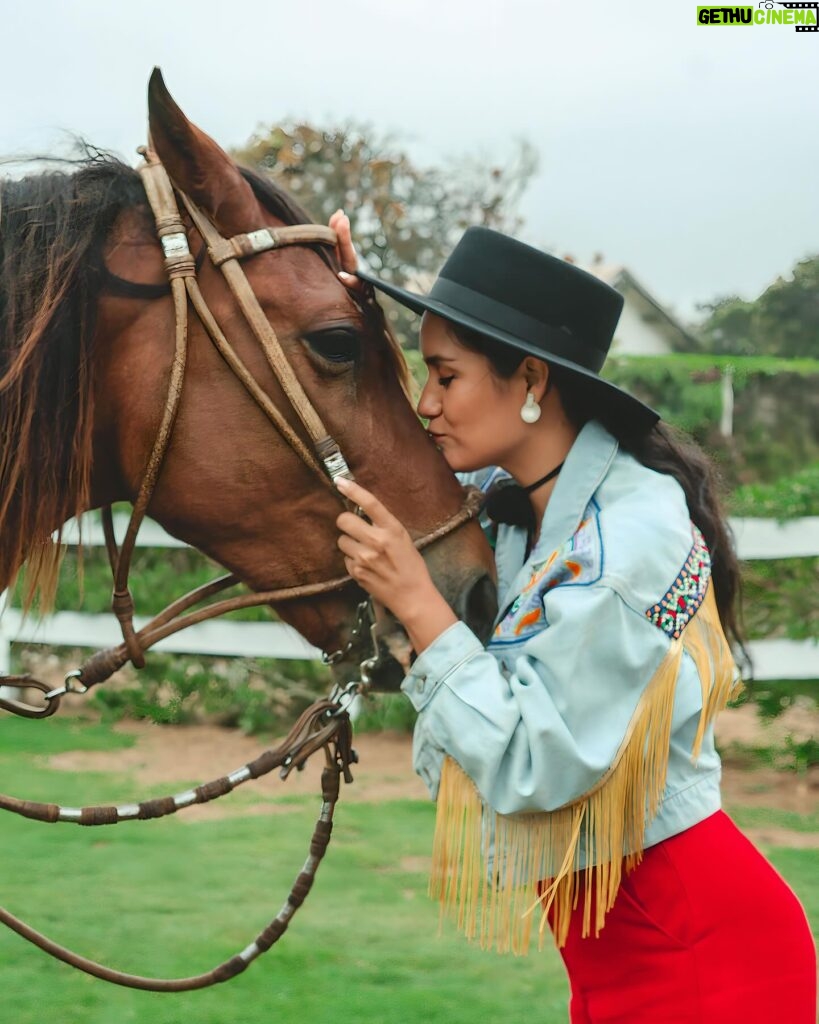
[402, 578, 672, 815]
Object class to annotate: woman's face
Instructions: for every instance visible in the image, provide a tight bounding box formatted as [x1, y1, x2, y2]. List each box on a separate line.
[417, 313, 530, 473]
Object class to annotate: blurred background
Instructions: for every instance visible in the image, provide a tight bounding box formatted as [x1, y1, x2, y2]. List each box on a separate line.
[0, 4, 815, 1020]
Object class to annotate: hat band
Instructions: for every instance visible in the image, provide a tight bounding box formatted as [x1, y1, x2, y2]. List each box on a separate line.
[429, 277, 608, 374]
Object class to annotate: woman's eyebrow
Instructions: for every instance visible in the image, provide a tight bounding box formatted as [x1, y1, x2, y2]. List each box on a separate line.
[424, 354, 458, 367]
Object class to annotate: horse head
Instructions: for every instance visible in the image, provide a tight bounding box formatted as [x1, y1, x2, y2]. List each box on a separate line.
[0, 70, 496, 691]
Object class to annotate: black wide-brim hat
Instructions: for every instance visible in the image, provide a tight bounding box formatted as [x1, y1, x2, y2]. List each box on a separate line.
[356, 226, 659, 434]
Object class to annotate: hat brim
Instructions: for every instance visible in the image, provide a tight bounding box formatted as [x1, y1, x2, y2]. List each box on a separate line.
[356, 268, 660, 434]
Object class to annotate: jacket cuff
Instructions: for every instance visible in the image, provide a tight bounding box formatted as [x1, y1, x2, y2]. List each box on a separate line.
[401, 622, 485, 711]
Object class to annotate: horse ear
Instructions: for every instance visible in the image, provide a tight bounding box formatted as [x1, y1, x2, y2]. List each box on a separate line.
[147, 67, 254, 233]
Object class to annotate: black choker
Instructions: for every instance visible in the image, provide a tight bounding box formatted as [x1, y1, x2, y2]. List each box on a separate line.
[483, 461, 565, 532]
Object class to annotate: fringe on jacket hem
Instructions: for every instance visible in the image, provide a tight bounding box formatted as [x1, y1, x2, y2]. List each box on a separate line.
[428, 583, 741, 953]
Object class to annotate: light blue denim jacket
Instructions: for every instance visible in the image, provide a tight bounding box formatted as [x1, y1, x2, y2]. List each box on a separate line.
[401, 420, 726, 852]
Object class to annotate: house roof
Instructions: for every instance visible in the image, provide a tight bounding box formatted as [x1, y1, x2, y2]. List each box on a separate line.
[584, 262, 700, 352]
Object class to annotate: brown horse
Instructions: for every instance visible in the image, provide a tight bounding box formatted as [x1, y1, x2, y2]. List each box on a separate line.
[0, 71, 496, 695]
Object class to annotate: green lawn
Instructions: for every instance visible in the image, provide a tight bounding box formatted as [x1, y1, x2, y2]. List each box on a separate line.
[0, 718, 816, 1024]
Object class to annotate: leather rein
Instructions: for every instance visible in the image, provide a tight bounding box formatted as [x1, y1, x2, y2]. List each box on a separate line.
[0, 149, 482, 990]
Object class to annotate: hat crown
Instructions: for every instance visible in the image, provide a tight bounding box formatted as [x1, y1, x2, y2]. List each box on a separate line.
[431, 227, 623, 364]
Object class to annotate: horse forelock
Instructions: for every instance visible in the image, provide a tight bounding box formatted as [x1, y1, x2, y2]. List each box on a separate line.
[0, 149, 146, 608]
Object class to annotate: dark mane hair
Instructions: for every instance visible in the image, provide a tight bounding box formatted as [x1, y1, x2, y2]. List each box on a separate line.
[0, 149, 409, 609]
[0, 149, 145, 607]
[451, 324, 746, 656]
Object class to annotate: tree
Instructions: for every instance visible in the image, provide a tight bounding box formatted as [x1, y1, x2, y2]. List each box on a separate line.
[233, 123, 537, 346]
[698, 255, 819, 359]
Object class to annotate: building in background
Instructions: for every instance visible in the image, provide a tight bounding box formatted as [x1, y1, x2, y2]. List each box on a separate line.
[578, 255, 700, 356]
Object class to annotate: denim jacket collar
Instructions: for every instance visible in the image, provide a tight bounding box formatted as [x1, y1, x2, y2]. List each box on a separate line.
[494, 420, 619, 622]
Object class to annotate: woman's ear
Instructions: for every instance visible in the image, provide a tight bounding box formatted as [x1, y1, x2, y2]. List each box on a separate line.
[522, 357, 550, 400]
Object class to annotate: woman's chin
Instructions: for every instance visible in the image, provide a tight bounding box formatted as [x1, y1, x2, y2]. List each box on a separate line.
[445, 455, 486, 475]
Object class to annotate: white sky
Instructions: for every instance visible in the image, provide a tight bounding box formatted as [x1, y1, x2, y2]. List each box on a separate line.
[1, 0, 817, 322]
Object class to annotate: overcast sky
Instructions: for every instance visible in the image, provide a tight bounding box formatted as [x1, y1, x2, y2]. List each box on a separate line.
[1, 0, 816, 322]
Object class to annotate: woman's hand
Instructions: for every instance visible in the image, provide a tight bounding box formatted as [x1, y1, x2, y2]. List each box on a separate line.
[329, 209, 363, 292]
[335, 477, 458, 653]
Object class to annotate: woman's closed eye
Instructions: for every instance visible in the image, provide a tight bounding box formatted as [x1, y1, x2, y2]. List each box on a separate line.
[438, 375, 455, 387]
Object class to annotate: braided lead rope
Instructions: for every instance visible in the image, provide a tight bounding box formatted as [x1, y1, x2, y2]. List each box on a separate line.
[0, 698, 346, 825]
[0, 737, 352, 992]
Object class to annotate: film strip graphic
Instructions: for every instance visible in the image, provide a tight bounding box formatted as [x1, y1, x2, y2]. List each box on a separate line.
[771, 2, 819, 31]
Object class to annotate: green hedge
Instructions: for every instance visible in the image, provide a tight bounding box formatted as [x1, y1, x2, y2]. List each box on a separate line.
[602, 355, 819, 487]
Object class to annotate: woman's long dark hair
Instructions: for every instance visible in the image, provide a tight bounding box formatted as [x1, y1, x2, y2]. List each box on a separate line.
[452, 325, 746, 655]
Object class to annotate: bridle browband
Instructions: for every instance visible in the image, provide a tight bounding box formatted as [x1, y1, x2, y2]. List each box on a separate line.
[0, 147, 482, 720]
[0, 147, 483, 992]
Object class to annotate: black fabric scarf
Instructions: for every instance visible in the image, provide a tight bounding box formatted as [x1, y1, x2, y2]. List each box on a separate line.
[483, 462, 564, 540]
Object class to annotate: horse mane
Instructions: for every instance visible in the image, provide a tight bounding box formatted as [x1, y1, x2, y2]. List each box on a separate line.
[0, 148, 146, 608]
[0, 150, 411, 610]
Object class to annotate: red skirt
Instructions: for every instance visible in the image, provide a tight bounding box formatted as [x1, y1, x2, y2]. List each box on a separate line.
[552, 811, 816, 1024]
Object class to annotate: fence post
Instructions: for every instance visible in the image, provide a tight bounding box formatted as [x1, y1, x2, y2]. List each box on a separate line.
[720, 366, 734, 438]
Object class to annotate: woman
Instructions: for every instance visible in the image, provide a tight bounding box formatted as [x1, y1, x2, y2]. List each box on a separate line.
[330, 213, 816, 1023]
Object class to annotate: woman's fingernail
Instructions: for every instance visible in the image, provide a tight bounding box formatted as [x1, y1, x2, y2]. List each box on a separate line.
[338, 270, 354, 282]
[335, 475, 351, 490]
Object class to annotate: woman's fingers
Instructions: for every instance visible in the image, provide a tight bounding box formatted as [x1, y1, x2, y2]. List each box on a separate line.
[330, 209, 360, 276]
[336, 512, 384, 547]
[335, 477, 393, 527]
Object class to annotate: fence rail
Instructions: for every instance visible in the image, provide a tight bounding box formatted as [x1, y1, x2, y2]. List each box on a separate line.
[1, 515, 817, 681]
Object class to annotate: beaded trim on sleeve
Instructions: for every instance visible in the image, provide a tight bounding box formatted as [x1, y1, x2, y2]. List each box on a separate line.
[646, 525, 712, 640]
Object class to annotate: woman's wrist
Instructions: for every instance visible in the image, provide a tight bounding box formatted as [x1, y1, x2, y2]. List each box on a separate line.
[395, 587, 459, 655]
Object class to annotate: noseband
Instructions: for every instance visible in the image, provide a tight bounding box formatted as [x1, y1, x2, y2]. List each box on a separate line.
[0, 148, 482, 720]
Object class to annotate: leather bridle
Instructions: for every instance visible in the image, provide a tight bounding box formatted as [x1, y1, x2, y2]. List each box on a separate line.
[0, 148, 484, 991]
[0, 147, 482, 720]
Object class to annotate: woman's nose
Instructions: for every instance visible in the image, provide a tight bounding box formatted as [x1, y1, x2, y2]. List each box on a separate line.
[417, 381, 440, 420]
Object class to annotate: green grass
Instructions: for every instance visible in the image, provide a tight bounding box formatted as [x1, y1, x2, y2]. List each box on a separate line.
[729, 805, 819, 835]
[1, 720, 816, 1024]
[0, 806, 569, 1023]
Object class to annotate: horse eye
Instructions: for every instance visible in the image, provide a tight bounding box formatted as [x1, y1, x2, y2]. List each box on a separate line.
[303, 327, 360, 364]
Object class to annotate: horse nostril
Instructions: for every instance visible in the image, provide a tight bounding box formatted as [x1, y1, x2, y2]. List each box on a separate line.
[460, 572, 498, 646]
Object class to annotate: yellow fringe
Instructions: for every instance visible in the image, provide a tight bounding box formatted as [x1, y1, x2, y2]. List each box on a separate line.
[429, 583, 741, 953]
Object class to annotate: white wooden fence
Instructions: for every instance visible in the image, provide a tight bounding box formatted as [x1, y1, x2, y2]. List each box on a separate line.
[1, 514, 817, 681]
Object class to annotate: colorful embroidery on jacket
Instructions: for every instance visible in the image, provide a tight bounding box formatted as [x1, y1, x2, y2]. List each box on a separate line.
[645, 525, 712, 639]
[491, 504, 603, 646]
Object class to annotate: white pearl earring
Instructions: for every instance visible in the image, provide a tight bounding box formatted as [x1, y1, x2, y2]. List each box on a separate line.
[520, 390, 542, 424]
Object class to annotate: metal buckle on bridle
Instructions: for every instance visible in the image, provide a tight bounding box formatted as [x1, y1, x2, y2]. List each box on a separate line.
[326, 680, 362, 717]
[45, 669, 89, 703]
[0, 669, 89, 720]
